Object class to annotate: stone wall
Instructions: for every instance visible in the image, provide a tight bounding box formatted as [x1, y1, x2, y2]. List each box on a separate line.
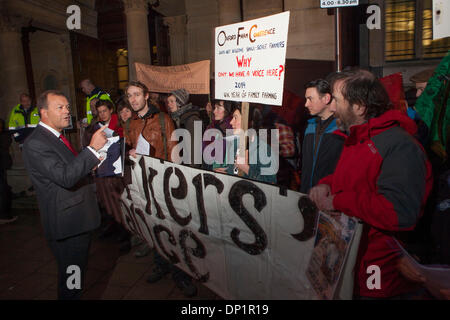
[29, 31, 76, 112]
[174, 0, 335, 78]
[0, 0, 97, 121]
[285, 0, 335, 61]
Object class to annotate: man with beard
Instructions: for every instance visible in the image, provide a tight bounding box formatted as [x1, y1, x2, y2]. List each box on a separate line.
[300, 79, 345, 194]
[309, 69, 433, 299]
[125, 82, 198, 297]
[125, 81, 176, 161]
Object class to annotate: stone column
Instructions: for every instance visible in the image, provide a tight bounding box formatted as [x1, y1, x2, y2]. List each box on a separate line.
[0, 14, 28, 123]
[123, 0, 151, 81]
[0, 14, 28, 172]
[218, 0, 242, 25]
[163, 15, 187, 66]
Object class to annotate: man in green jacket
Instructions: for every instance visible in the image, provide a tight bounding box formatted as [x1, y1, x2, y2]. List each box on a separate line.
[8, 93, 40, 147]
[79, 79, 113, 124]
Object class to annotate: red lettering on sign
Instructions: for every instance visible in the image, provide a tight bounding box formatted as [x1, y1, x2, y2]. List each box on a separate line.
[236, 55, 252, 68]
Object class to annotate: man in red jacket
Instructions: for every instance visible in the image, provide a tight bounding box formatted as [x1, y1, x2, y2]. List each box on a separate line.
[310, 69, 433, 299]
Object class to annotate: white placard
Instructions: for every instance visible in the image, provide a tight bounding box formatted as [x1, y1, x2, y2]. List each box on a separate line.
[320, 0, 359, 8]
[433, 0, 450, 40]
[214, 12, 290, 106]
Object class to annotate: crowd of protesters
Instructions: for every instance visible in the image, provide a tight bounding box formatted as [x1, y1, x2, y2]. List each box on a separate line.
[3, 65, 450, 300]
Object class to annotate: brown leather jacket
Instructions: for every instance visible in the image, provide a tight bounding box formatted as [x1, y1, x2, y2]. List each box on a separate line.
[126, 106, 177, 162]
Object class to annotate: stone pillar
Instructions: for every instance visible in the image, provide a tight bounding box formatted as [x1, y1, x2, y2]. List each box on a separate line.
[218, 0, 242, 25]
[163, 15, 187, 66]
[123, 0, 151, 81]
[0, 14, 28, 123]
[0, 14, 28, 172]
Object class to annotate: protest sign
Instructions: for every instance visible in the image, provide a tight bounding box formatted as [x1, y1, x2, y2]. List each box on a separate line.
[119, 155, 359, 299]
[214, 12, 290, 106]
[306, 213, 357, 299]
[135, 60, 210, 94]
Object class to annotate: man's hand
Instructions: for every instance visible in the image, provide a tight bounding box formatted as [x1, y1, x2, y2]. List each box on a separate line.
[89, 126, 107, 151]
[309, 184, 336, 213]
[318, 194, 336, 213]
[309, 184, 331, 203]
[398, 255, 425, 284]
[205, 102, 213, 115]
[129, 148, 137, 158]
[235, 149, 249, 175]
[214, 167, 227, 173]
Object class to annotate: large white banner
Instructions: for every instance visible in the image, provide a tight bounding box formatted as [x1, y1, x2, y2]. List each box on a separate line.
[119, 156, 359, 299]
[214, 12, 290, 106]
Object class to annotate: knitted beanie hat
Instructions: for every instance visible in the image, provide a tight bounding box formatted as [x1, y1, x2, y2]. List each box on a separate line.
[171, 89, 189, 107]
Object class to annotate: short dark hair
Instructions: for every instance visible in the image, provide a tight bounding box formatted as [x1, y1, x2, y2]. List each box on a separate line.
[304, 79, 331, 96]
[95, 99, 114, 111]
[19, 93, 31, 100]
[325, 71, 350, 93]
[116, 95, 133, 113]
[80, 79, 93, 86]
[230, 103, 263, 130]
[213, 99, 234, 116]
[125, 81, 149, 97]
[336, 69, 392, 119]
[36, 90, 67, 114]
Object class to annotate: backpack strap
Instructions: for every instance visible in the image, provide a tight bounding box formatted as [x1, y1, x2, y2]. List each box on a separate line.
[159, 113, 168, 160]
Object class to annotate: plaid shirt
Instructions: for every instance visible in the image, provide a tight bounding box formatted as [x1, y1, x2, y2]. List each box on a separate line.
[275, 123, 295, 158]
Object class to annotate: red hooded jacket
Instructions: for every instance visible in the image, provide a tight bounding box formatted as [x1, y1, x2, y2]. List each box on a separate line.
[319, 110, 433, 298]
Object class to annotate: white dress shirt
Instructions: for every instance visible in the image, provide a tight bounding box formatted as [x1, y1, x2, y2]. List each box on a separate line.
[38, 121, 101, 159]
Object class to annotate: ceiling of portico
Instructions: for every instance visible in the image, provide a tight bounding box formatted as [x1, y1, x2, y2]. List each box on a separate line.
[95, 0, 186, 16]
[150, 0, 186, 17]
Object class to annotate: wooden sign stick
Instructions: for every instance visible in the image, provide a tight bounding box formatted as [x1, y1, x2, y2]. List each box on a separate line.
[238, 102, 249, 176]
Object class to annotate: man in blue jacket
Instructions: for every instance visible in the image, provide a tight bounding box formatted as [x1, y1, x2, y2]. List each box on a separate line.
[300, 79, 345, 194]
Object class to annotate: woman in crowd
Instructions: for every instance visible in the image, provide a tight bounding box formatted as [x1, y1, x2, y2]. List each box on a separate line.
[168, 88, 203, 167]
[117, 97, 134, 139]
[202, 99, 233, 171]
[214, 104, 277, 184]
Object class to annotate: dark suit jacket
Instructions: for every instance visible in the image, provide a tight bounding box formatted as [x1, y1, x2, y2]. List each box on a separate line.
[23, 125, 101, 241]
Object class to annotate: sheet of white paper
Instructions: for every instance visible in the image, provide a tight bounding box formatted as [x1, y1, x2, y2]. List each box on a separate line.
[135, 133, 150, 156]
[98, 123, 115, 138]
[112, 154, 122, 174]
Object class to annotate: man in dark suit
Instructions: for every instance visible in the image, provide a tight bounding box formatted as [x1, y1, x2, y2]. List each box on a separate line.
[23, 90, 107, 299]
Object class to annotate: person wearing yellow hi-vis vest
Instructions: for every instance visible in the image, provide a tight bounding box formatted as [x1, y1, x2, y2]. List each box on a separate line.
[8, 93, 40, 145]
[80, 79, 113, 124]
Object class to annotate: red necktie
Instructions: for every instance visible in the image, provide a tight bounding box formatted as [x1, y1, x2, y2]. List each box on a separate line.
[59, 134, 78, 156]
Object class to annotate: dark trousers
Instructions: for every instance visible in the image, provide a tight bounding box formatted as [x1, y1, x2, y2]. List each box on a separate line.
[47, 232, 92, 300]
[153, 250, 192, 283]
[0, 168, 12, 219]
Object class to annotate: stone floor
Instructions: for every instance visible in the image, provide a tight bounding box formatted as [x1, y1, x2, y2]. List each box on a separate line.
[0, 195, 221, 300]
